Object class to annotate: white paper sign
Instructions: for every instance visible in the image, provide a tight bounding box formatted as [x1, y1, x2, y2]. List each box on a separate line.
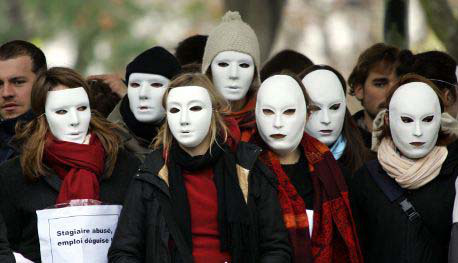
[36, 205, 122, 263]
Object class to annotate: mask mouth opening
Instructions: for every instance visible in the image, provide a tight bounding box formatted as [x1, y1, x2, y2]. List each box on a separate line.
[319, 129, 333, 134]
[410, 142, 425, 147]
[270, 134, 286, 139]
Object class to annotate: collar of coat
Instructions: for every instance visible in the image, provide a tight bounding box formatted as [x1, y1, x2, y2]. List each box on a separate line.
[135, 141, 274, 203]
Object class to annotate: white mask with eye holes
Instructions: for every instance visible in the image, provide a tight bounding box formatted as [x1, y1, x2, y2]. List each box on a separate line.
[166, 86, 212, 148]
[256, 75, 307, 156]
[210, 50, 255, 101]
[302, 69, 346, 146]
[127, 73, 170, 123]
[45, 87, 91, 144]
[389, 82, 442, 159]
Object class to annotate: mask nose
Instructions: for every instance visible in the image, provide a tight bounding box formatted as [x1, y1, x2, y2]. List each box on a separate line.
[273, 114, 283, 129]
[229, 63, 239, 80]
[180, 109, 190, 126]
[320, 109, 331, 125]
[413, 121, 423, 137]
[139, 83, 149, 100]
[69, 108, 80, 127]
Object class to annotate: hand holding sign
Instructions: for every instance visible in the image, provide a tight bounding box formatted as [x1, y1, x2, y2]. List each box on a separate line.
[37, 204, 122, 263]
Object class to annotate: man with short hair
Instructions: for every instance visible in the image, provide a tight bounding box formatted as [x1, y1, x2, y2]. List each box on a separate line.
[348, 43, 400, 148]
[0, 40, 47, 164]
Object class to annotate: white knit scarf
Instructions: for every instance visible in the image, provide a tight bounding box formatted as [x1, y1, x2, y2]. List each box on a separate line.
[377, 137, 448, 189]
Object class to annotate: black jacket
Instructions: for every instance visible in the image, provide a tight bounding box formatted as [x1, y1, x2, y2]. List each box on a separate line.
[0, 148, 141, 262]
[352, 110, 372, 149]
[450, 223, 458, 263]
[108, 142, 292, 263]
[349, 141, 458, 263]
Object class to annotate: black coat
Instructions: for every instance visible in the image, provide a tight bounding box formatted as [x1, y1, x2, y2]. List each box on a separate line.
[108, 142, 292, 263]
[349, 142, 458, 263]
[0, 148, 141, 262]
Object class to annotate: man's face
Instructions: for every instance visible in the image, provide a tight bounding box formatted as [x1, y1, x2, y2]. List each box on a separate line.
[355, 65, 397, 119]
[0, 56, 36, 120]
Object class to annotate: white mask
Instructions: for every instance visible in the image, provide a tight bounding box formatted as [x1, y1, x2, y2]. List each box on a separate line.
[210, 50, 255, 101]
[389, 82, 441, 159]
[166, 86, 212, 148]
[127, 73, 170, 123]
[302, 70, 346, 146]
[45, 87, 91, 144]
[256, 75, 307, 156]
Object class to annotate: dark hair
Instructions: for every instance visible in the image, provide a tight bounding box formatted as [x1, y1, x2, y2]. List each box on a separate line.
[15, 67, 120, 180]
[348, 43, 400, 96]
[261, 49, 313, 82]
[379, 73, 452, 145]
[396, 50, 457, 103]
[0, 40, 47, 74]
[88, 79, 121, 118]
[175, 35, 208, 66]
[180, 63, 202, 74]
[300, 64, 371, 173]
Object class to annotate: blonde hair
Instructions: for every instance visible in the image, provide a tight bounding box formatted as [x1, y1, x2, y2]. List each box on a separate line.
[152, 73, 230, 157]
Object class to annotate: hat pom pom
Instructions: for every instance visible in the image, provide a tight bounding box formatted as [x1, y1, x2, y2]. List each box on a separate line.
[222, 11, 242, 22]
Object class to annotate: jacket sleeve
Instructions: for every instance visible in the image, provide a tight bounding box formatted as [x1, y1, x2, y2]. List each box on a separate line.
[252, 163, 292, 263]
[348, 165, 369, 260]
[0, 214, 14, 263]
[450, 223, 458, 263]
[0, 165, 22, 259]
[108, 178, 146, 263]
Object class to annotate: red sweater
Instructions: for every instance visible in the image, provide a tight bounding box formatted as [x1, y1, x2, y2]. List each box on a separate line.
[183, 167, 231, 263]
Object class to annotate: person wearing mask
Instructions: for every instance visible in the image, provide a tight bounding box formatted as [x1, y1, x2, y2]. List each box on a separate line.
[202, 11, 261, 142]
[300, 65, 372, 180]
[0, 40, 47, 164]
[108, 73, 291, 263]
[251, 74, 362, 262]
[107, 46, 181, 160]
[0, 67, 140, 262]
[350, 74, 458, 262]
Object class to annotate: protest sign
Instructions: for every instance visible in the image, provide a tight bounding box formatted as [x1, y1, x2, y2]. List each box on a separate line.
[37, 205, 122, 263]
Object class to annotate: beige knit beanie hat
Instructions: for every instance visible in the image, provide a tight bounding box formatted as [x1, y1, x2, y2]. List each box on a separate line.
[202, 11, 261, 81]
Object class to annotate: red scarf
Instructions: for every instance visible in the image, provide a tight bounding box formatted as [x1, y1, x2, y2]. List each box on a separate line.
[44, 133, 106, 204]
[226, 95, 256, 142]
[256, 132, 363, 263]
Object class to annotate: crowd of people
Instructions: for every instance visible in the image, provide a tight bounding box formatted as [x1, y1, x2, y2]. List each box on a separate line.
[0, 10, 457, 263]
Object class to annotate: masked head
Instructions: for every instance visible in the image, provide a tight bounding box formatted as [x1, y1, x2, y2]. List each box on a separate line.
[154, 73, 229, 156]
[255, 75, 308, 156]
[202, 11, 261, 104]
[45, 87, 91, 144]
[125, 46, 181, 123]
[383, 74, 445, 159]
[302, 69, 346, 146]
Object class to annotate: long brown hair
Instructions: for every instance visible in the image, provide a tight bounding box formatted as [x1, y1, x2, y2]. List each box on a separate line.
[15, 67, 121, 180]
[299, 65, 371, 173]
[378, 73, 452, 146]
[152, 73, 230, 157]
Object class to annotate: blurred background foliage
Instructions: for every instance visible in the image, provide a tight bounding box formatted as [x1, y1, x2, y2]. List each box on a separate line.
[0, 0, 457, 90]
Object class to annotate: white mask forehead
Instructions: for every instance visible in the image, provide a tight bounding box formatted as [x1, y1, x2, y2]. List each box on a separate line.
[127, 73, 170, 123]
[167, 86, 211, 106]
[166, 86, 212, 149]
[45, 87, 91, 144]
[255, 75, 307, 156]
[46, 87, 90, 110]
[302, 69, 347, 146]
[213, 50, 254, 63]
[128, 73, 170, 84]
[210, 50, 255, 102]
[256, 75, 306, 111]
[389, 82, 440, 117]
[389, 82, 441, 159]
[302, 69, 346, 103]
